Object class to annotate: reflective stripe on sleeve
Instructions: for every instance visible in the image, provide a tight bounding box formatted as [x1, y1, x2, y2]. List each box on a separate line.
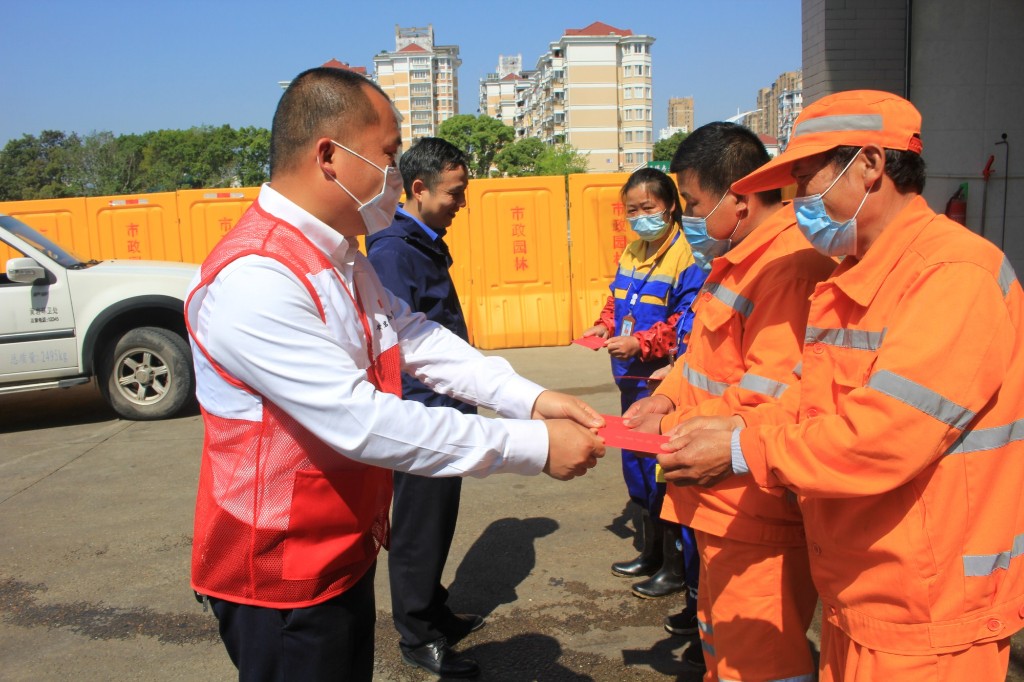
[946, 419, 1024, 455]
[683, 362, 728, 396]
[794, 113, 883, 137]
[738, 373, 789, 398]
[805, 326, 886, 351]
[705, 282, 754, 317]
[867, 370, 976, 430]
[793, 362, 803, 379]
[999, 256, 1017, 297]
[963, 533, 1024, 577]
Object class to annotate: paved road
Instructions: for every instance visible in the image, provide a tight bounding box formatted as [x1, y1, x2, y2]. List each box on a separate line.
[1, 346, 1021, 681]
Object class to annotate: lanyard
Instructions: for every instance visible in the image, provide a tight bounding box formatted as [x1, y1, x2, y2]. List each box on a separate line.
[625, 231, 679, 313]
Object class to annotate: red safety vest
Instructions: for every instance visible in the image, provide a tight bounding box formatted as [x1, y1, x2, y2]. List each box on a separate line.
[186, 203, 401, 608]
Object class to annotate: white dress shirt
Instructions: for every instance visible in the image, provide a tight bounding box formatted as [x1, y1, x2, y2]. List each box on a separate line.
[188, 183, 550, 477]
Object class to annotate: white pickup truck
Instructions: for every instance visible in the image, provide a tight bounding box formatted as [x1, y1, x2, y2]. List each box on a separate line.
[1, 214, 199, 420]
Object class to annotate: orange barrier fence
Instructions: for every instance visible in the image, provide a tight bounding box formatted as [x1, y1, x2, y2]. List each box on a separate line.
[0, 175, 656, 350]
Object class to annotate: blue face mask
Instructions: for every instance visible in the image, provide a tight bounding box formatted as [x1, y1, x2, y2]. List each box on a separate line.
[680, 192, 738, 272]
[628, 211, 671, 241]
[793, 148, 870, 257]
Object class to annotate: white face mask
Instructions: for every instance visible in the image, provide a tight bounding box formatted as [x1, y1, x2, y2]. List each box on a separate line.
[326, 140, 404, 234]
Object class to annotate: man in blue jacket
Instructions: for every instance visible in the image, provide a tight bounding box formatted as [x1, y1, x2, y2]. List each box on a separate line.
[366, 137, 482, 679]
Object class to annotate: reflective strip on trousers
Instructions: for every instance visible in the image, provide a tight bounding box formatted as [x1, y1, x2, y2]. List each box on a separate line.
[684, 363, 728, 396]
[705, 282, 754, 318]
[724, 671, 819, 675]
[805, 326, 886, 351]
[738, 372, 789, 399]
[946, 418, 1024, 455]
[964, 533, 1024, 577]
[868, 370, 976, 430]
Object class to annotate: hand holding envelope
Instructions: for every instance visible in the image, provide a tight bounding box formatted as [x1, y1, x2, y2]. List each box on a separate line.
[532, 391, 606, 480]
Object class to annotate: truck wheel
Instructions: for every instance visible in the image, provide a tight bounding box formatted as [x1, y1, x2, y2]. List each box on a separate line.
[99, 327, 194, 421]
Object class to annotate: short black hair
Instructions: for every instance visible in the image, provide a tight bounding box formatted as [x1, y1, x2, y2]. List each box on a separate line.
[827, 146, 926, 194]
[398, 137, 469, 196]
[270, 67, 389, 177]
[620, 167, 683, 225]
[670, 122, 782, 204]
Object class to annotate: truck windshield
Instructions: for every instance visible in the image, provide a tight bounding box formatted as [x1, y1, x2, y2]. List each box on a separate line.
[0, 215, 85, 268]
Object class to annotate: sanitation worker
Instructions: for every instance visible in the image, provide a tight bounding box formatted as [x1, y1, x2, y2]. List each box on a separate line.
[658, 90, 1024, 681]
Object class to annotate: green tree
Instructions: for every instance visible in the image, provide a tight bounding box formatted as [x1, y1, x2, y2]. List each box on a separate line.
[234, 126, 271, 186]
[437, 114, 514, 178]
[535, 143, 589, 176]
[493, 137, 547, 177]
[653, 130, 689, 163]
[0, 131, 81, 200]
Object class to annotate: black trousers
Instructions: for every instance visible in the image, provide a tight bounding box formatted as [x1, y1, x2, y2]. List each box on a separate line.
[388, 470, 463, 649]
[210, 562, 376, 682]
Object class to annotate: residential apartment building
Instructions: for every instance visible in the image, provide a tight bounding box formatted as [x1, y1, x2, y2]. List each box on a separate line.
[747, 71, 803, 148]
[373, 25, 461, 142]
[480, 55, 534, 127]
[505, 21, 655, 172]
[668, 96, 694, 133]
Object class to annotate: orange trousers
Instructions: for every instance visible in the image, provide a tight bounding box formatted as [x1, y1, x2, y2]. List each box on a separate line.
[819, 618, 1011, 681]
[695, 530, 817, 682]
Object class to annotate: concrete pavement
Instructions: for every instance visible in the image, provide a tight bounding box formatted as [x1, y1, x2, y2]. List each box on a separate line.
[1, 345, 1021, 680]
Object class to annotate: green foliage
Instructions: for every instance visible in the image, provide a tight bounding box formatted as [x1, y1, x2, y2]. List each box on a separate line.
[653, 130, 690, 163]
[493, 138, 589, 177]
[493, 137, 547, 177]
[535, 143, 589, 176]
[437, 114, 514, 178]
[0, 125, 271, 201]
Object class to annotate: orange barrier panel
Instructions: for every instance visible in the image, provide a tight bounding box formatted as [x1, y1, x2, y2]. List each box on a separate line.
[567, 172, 634, 339]
[0, 197, 92, 260]
[463, 176, 571, 349]
[176, 188, 259, 263]
[85, 193, 182, 261]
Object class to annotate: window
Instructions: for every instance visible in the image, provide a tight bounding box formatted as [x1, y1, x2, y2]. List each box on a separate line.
[624, 131, 633, 142]
[624, 65, 632, 77]
[647, 108, 653, 121]
[625, 109, 633, 121]
[623, 87, 631, 99]
[645, 87, 651, 99]
[626, 153, 634, 164]
[647, 130, 653, 142]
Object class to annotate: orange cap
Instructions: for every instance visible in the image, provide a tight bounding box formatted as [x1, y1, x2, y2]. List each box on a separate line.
[732, 90, 923, 194]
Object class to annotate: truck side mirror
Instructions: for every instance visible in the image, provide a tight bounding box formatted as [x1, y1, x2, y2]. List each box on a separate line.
[6, 257, 46, 284]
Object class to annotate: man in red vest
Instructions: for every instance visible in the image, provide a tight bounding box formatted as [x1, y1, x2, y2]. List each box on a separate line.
[185, 66, 605, 682]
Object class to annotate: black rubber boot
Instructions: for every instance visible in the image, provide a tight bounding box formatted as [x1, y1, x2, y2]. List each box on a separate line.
[631, 522, 687, 598]
[611, 509, 663, 577]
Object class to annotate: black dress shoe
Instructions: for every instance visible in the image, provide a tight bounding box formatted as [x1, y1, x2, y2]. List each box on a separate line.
[440, 612, 485, 644]
[401, 639, 480, 679]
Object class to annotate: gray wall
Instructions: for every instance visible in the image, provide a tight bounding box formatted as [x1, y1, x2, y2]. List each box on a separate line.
[802, 0, 908, 103]
[801, 0, 1024, 271]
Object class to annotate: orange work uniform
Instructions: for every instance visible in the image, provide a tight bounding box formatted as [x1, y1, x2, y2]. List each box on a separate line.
[739, 196, 1024, 680]
[655, 204, 836, 681]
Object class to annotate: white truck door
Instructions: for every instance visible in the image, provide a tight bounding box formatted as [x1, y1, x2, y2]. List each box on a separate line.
[0, 242, 78, 380]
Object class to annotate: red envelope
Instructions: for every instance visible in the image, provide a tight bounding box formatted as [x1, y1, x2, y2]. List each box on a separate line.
[597, 415, 669, 455]
[572, 335, 606, 350]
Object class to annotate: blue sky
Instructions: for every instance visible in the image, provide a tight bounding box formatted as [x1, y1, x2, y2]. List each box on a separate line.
[1, 0, 801, 146]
